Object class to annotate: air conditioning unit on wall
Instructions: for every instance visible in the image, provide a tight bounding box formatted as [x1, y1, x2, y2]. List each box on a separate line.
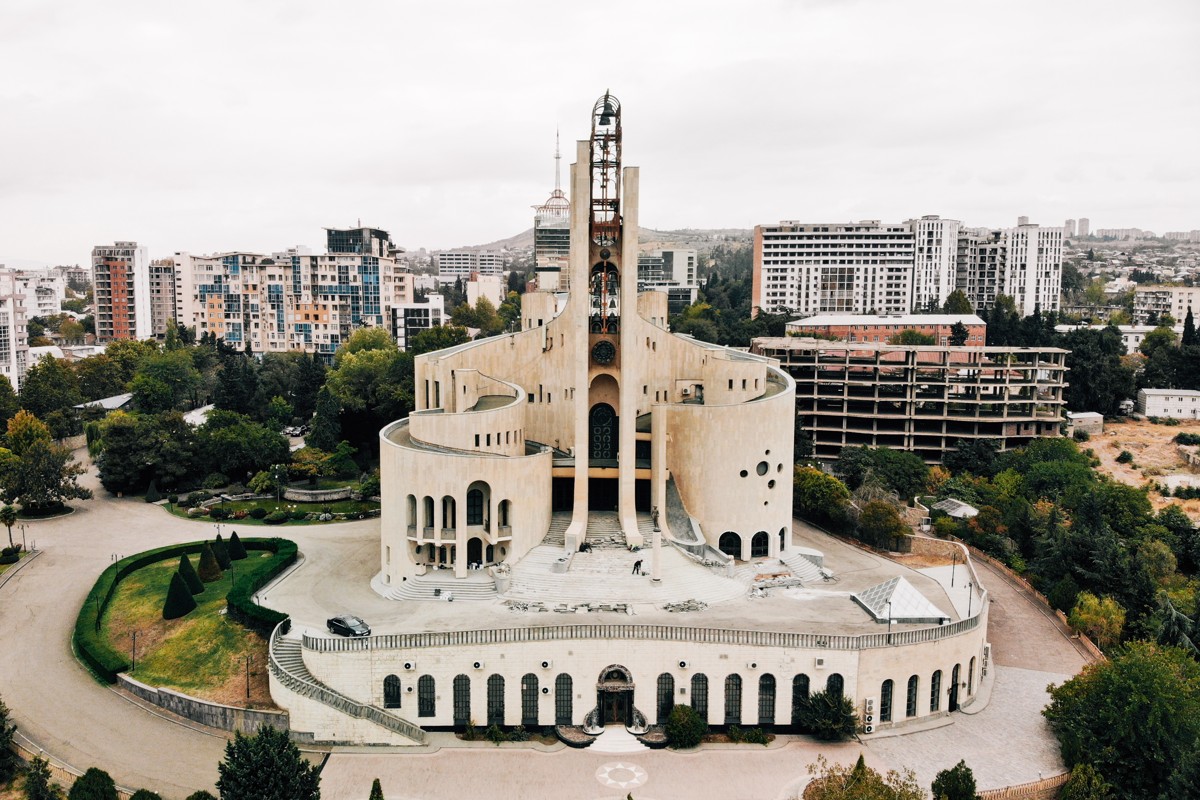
[814, 657, 826, 669]
[472, 660, 485, 670]
[540, 659, 553, 670]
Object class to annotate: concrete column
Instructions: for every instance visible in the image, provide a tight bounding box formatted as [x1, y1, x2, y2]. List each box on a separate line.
[455, 491, 468, 579]
[567, 140, 592, 551]
[617, 166, 640, 543]
[650, 404, 667, 582]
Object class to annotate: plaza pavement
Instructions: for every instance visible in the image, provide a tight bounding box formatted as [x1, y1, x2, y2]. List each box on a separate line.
[0, 454, 1091, 799]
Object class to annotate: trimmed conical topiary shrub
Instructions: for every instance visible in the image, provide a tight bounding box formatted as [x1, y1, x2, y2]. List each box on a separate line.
[212, 534, 232, 569]
[228, 530, 248, 560]
[369, 778, 384, 800]
[178, 553, 204, 595]
[163, 571, 198, 620]
[198, 542, 223, 583]
[145, 481, 161, 503]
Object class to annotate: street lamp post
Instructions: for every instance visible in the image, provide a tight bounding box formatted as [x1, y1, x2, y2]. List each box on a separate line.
[967, 582, 974, 617]
[18, 524, 26, 551]
[245, 655, 252, 700]
[131, 630, 138, 673]
[886, 599, 893, 644]
[951, 549, 959, 587]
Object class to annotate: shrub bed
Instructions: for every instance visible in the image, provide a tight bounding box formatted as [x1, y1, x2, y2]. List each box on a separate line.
[73, 537, 296, 683]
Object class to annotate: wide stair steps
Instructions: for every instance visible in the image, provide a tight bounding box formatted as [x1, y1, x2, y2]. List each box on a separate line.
[382, 572, 497, 601]
[541, 513, 572, 547]
[269, 631, 426, 744]
[780, 551, 826, 583]
[589, 725, 650, 753]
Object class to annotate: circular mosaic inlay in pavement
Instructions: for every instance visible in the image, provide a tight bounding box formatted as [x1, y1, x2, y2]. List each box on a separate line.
[595, 761, 648, 790]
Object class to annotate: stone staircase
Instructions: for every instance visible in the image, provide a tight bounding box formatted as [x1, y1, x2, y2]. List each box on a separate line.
[781, 550, 827, 584]
[541, 512, 572, 546]
[582, 511, 628, 549]
[268, 628, 426, 744]
[378, 571, 497, 601]
[589, 725, 650, 753]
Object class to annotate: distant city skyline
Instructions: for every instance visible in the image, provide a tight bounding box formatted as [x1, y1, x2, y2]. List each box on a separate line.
[1, 0, 1198, 266]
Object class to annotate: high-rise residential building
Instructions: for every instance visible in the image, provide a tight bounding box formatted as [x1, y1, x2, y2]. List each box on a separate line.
[0, 270, 30, 391]
[435, 251, 504, 284]
[1164, 231, 1200, 242]
[753, 220, 917, 316]
[1095, 228, 1155, 240]
[1078, 217, 1090, 237]
[7, 269, 66, 318]
[1065, 219, 1077, 237]
[957, 222, 1064, 315]
[908, 216, 961, 311]
[637, 248, 699, 314]
[1133, 285, 1200, 323]
[532, 132, 571, 292]
[175, 227, 414, 360]
[147, 258, 178, 338]
[92, 241, 150, 342]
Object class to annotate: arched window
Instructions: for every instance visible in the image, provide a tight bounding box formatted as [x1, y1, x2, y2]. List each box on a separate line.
[498, 499, 511, 528]
[406, 495, 416, 527]
[950, 664, 961, 711]
[383, 674, 401, 709]
[691, 674, 709, 719]
[718, 532, 741, 559]
[422, 496, 434, 529]
[791, 674, 810, 728]
[418, 675, 435, 718]
[555, 673, 573, 725]
[441, 496, 456, 529]
[453, 675, 471, 728]
[656, 673, 675, 724]
[758, 674, 776, 725]
[969, 657, 976, 695]
[930, 670, 942, 713]
[879, 679, 893, 723]
[906, 675, 918, 718]
[751, 531, 769, 558]
[779, 526, 788, 551]
[521, 673, 539, 727]
[724, 675, 743, 725]
[827, 673, 844, 700]
[467, 489, 484, 525]
[487, 674, 505, 726]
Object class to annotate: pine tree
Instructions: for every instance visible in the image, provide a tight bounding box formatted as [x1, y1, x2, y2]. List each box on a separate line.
[1184, 308, 1197, 347]
[178, 553, 204, 595]
[307, 387, 341, 452]
[931, 759, 978, 800]
[228, 531, 248, 560]
[0, 694, 17, 783]
[24, 756, 57, 800]
[212, 534, 232, 569]
[216, 726, 320, 800]
[369, 778, 384, 800]
[130, 791, 164, 800]
[163, 571, 198, 619]
[67, 767, 117, 800]
[198, 543, 223, 582]
[145, 480, 162, 503]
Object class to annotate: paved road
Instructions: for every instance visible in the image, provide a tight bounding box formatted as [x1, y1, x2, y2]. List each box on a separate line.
[0, 457, 1093, 799]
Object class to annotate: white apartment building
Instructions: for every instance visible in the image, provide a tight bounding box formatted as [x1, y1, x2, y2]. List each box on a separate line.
[1054, 323, 1184, 354]
[6, 270, 66, 319]
[1078, 218, 1090, 237]
[1065, 219, 1077, 238]
[436, 251, 504, 283]
[957, 222, 1064, 315]
[0, 271, 30, 391]
[1133, 285, 1200, 323]
[1095, 228, 1155, 240]
[753, 220, 917, 316]
[637, 248, 699, 314]
[908, 216, 961, 311]
[92, 241, 151, 341]
[1164, 231, 1200, 242]
[390, 294, 445, 351]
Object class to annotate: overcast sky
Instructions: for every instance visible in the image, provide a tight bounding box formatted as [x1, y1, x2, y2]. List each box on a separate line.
[2, 0, 1198, 266]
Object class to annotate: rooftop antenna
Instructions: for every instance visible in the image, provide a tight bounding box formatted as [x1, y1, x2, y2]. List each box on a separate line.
[554, 127, 562, 193]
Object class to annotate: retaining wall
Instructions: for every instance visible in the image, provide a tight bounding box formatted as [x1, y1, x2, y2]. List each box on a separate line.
[118, 674, 289, 734]
[283, 486, 353, 502]
[979, 772, 1069, 800]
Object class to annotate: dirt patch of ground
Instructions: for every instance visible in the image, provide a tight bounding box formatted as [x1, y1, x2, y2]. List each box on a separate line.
[1089, 418, 1200, 513]
[891, 553, 952, 569]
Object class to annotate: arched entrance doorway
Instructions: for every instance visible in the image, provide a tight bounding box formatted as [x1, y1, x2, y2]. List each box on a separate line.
[751, 531, 769, 558]
[949, 664, 961, 711]
[596, 664, 634, 726]
[589, 403, 617, 462]
[466, 537, 483, 566]
[719, 531, 742, 559]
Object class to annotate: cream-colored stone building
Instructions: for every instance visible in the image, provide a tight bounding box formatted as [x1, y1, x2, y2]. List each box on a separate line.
[267, 94, 989, 747]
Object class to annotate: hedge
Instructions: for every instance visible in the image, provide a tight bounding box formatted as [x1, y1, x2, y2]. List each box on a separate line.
[73, 538, 296, 683]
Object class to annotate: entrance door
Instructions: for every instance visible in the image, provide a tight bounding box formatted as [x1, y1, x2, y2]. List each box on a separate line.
[949, 664, 961, 712]
[466, 537, 483, 565]
[602, 691, 628, 725]
[589, 403, 617, 462]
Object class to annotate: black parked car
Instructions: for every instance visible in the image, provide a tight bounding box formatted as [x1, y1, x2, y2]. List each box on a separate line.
[326, 614, 371, 637]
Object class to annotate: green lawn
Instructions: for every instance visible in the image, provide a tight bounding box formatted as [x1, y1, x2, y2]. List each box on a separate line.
[164, 497, 379, 525]
[101, 551, 283, 704]
[0, 550, 28, 577]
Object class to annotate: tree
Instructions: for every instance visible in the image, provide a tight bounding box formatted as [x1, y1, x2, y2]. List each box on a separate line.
[24, 755, 58, 800]
[793, 467, 851, 529]
[1058, 764, 1114, 800]
[0, 504, 15, 548]
[129, 790, 163, 800]
[1063, 327, 1135, 415]
[67, 768, 117, 800]
[307, 387, 342, 452]
[216, 725, 320, 800]
[931, 760, 977, 800]
[196, 411, 289, 484]
[1184, 308, 1197, 348]
[368, 779, 384, 800]
[948, 322, 969, 347]
[0, 411, 92, 514]
[887, 329, 935, 346]
[664, 703, 707, 749]
[228, 531, 247, 561]
[19, 355, 82, 438]
[0, 694, 17, 783]
[212, 355, 260, 418]
[942, 290, 973, 315]
[185, 794, 217, 800]
[212, 534, 232, 570]
[0, 376, 20, 443]
[795, 690, 856, 741]
[1166, 746, 1200, 798]
[1044, 642, 1200, 800]
[178, 553, 204, 595]
[131, 350, 202, 413]
[805, 754, 925, 800]
[163, 571, 198, 619]
[942, 439, 1000, 477]
[198, 543, 223, 583]
[1067, 592, 1125, 649]
[857, 501, 909, 550]
[408, 324, 471, 356]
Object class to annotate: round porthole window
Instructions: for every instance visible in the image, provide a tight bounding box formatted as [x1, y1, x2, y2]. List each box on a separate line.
[740, 470, 748, 478]
[756, 461, 769, 476]
[768, 480, 776, 489]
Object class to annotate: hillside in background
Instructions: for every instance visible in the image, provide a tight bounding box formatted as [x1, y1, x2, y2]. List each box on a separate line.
[458, 226, 752, 254]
